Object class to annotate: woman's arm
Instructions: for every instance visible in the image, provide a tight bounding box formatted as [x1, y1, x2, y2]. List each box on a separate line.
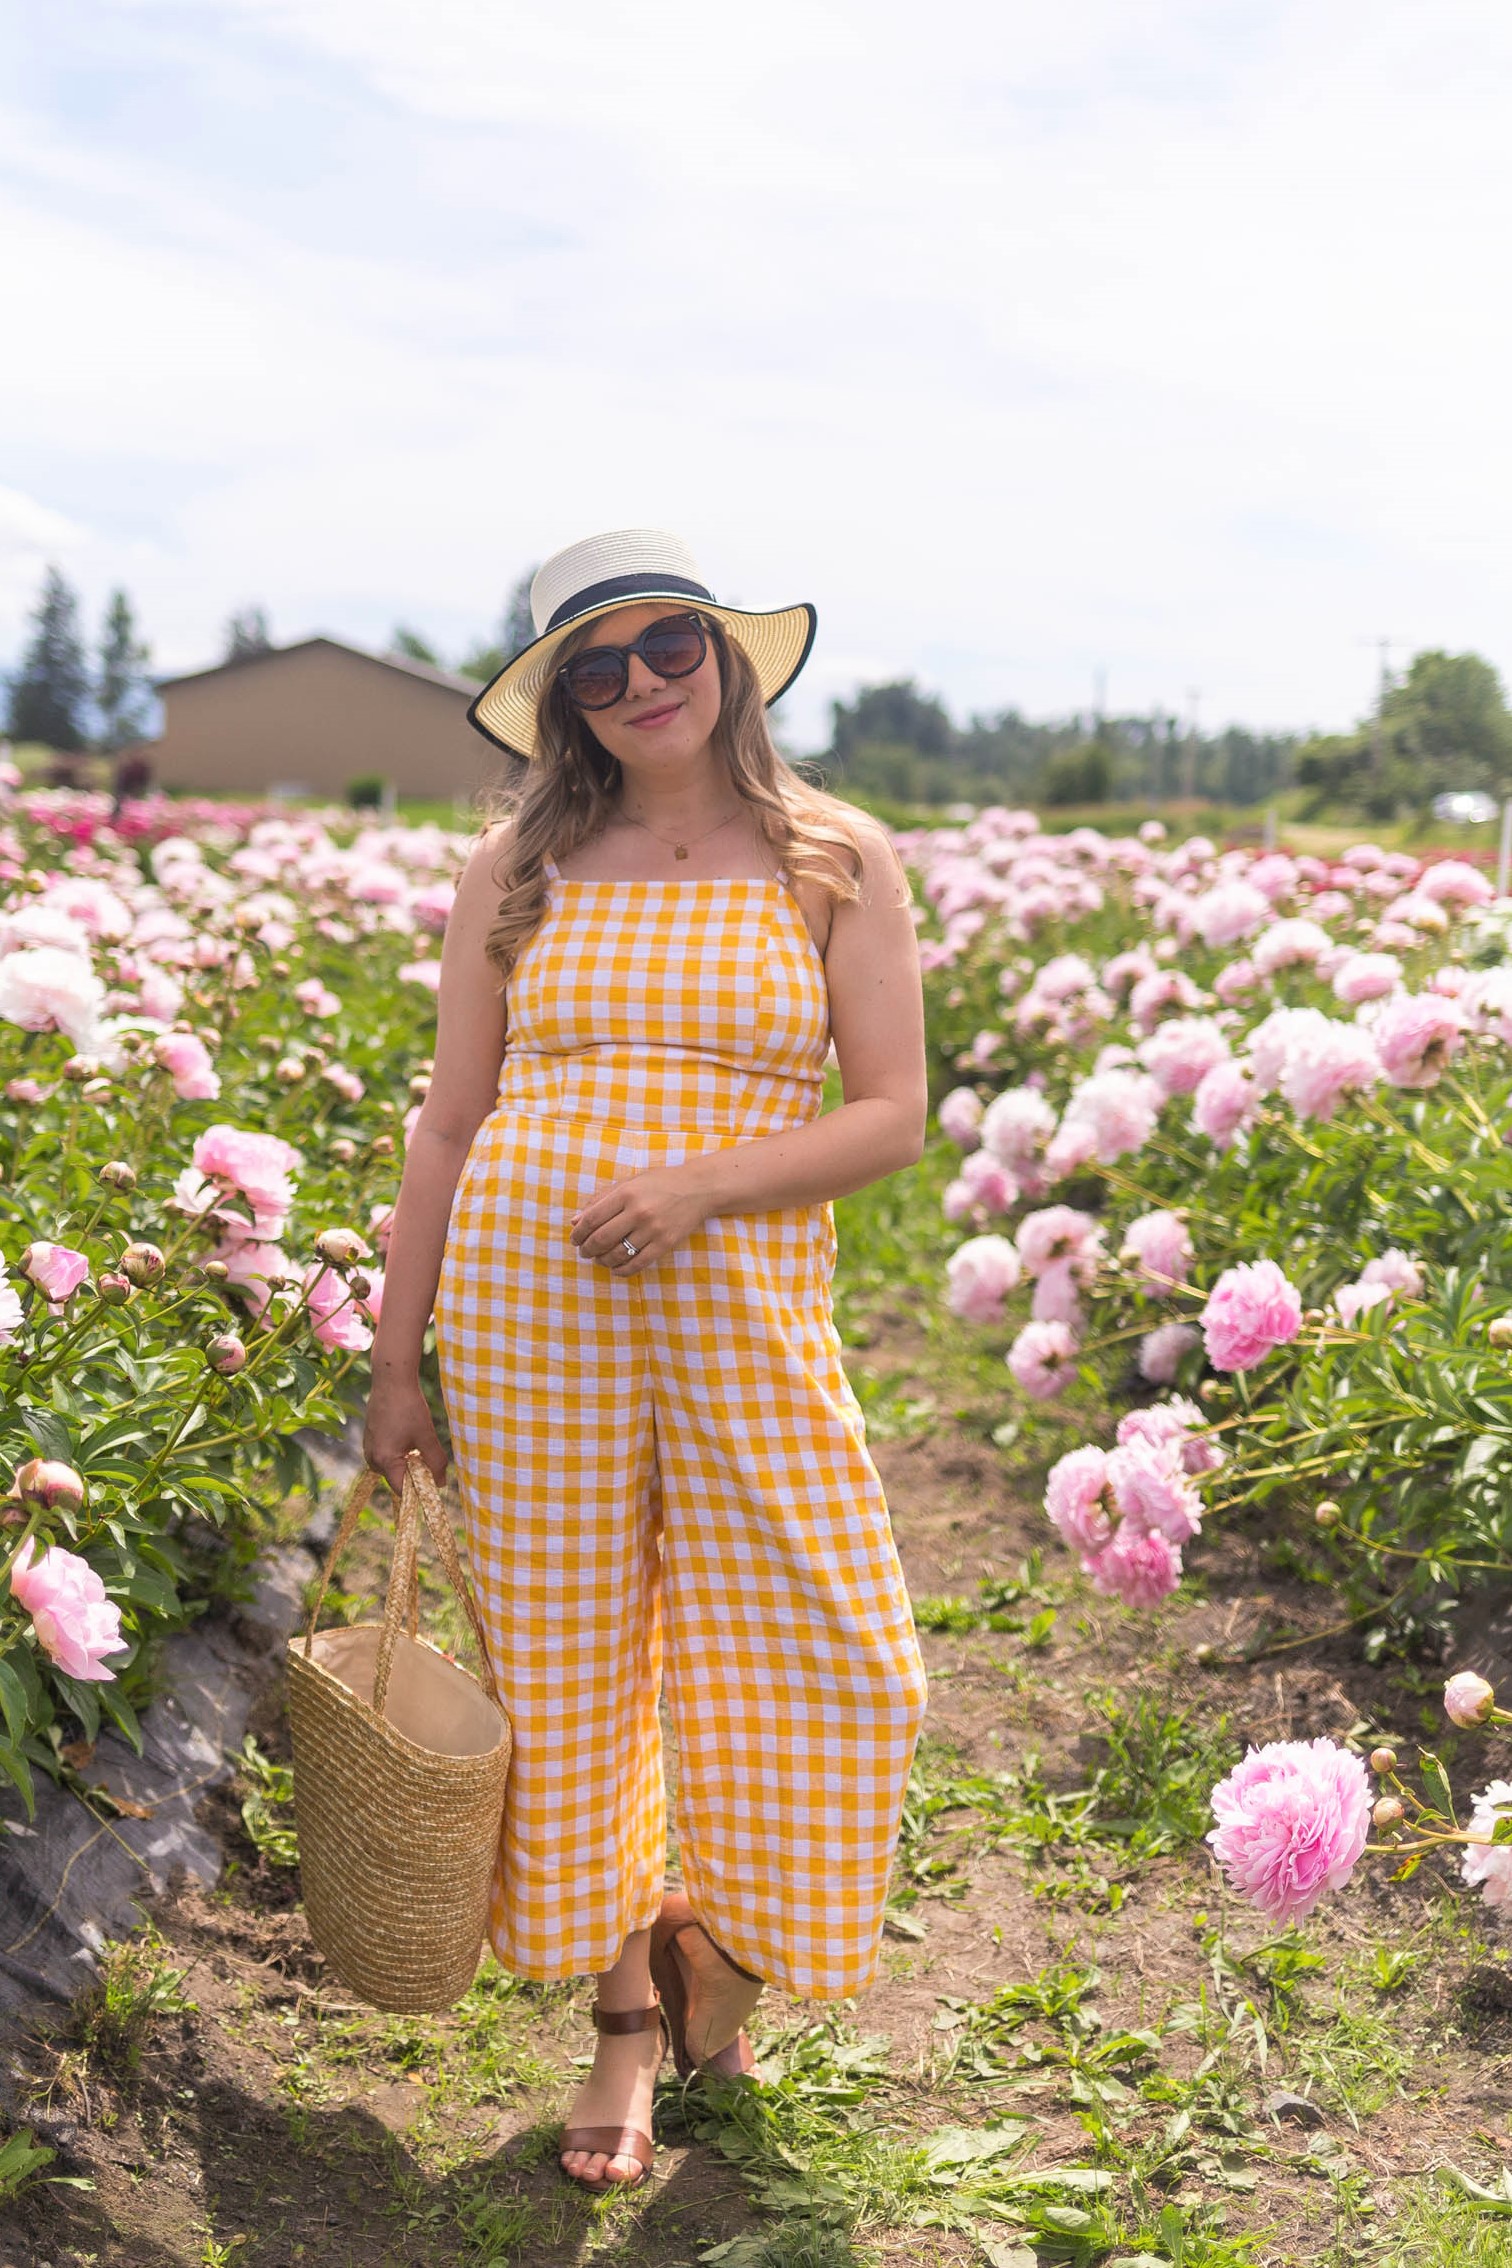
[363, 830, 510, 1492]
[569, 821, 927, 1270]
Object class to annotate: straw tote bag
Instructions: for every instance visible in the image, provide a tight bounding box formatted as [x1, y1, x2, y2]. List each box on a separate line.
[286, 1451, 511, 2013]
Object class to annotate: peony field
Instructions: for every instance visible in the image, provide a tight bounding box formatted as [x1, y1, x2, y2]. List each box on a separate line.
[10, 784, 1512, 2264]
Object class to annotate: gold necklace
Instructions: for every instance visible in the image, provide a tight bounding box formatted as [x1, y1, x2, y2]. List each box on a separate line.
[614, 804, 744, 861]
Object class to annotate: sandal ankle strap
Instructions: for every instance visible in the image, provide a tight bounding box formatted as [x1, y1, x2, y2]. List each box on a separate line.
[592, 2000, 663, 2035]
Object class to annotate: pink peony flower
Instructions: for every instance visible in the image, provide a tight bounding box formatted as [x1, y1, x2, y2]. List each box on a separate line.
[1335, 1279, 1392, 1326]
[1277, 1018, 1380, 1122]
[1332, 952, 1400, 1006]
[193, 1124, 301, 1233]
[1191, 1059, 1259, 1149]
[1246, 1005, 1329, 1095]
[1059, 1068, 1162, 1162]
[217, 1239, 290, 1319]
[1044, 1445, 1114, 1554]
[1007, 1319, 1080, 1400]
[357, 1267, 384, 1327]
[1085, 1524, 1184, 1609]
[21, 1241, 89, 1304]
[938, 1086, 984, 1150]
[1360, 1248, 1422, 1299]
[1139, 1320, 1200, 1383]
[293, 977, 342, 1018]
[304, 1264, 374, 1353]
[1139, 1016, 1232, 1099]
[1462, 1782, 1512, 1912]
[322, 1064, 366, 1106]
[980, 1086, 1057, 1174]
[153, 1030, 221, 1102]
[1043, 1117, 1100, 1183]
[1418, 858, 1494, 908]
[1444, 1671, 1497, 1727]
[0, 945, 105, 1047]
[1106, 1436, 1203, 1543]
[0, 1270, 22, 1344]
[1200, 1258, 1303, 1371]
[8, 1538, 126, 1681]
[1118, 1395, 1224, 1475]
[1191, 880, 1270, 949]
[945, 1234, 1022, 1324]
[1016, 1205, 1102, 1277]
[1031, 1258, 1085, 1327]
[399, 959, 442, 992]
[1372, 994, 1464, 1089]
[1252, 918, 1332, 976]
[1207, 1739, 1372, 1921]
[1121, 1210, 1193, 1291]
[1212, 958, 1258, 1004]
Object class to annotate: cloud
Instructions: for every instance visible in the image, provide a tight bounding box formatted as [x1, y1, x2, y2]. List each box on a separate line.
[4, 0, 1512, 747]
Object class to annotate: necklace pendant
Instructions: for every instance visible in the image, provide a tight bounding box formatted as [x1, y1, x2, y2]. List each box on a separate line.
[673, 843, 688, 859]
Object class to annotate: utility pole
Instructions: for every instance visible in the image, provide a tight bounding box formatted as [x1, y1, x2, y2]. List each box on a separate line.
[1359, 636, 1400, 777]
[1182, 688, 1200, 802]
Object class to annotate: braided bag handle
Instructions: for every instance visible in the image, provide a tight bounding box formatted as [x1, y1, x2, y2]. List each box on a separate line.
[302, 1452, 501, 1720]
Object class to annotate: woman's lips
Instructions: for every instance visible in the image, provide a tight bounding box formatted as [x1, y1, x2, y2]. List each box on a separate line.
[624, 703, 682, 730]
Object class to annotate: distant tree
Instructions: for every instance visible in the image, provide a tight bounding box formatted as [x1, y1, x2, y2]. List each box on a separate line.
[224, 606, 272, 661]
[7, 566, 91, 750]
[96, 589, 154, 751]
[1296, 648, 1512, 820]
[830, 680, 954, 764]
[390, 626, 442, 667]
[501, 568, 539, 661]
[1040, 741, 1112, 807]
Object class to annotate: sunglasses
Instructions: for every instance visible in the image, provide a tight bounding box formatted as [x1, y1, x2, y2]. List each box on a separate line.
[557, 612, 709, 712]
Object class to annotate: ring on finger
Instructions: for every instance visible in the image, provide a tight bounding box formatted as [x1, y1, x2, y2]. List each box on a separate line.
[621, 1236, 637, 1258]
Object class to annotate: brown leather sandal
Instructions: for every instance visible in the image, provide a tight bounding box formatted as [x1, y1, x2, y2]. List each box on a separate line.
[557, 2002, 665, 2194]
[649, 1891, 763, 2081]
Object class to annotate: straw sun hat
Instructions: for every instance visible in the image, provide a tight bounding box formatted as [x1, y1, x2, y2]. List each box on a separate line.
[467, 528, 817, 760]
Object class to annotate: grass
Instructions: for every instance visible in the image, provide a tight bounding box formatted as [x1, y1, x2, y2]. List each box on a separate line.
[73, 1928, 196, 2078]
[1379, 2179, 1512, 2262]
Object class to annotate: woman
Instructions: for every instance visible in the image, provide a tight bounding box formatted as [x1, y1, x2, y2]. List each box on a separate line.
[364, 528, 929, 2193]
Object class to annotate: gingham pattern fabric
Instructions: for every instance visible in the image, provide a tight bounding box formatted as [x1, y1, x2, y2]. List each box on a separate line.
[433, 868, 927, 1998]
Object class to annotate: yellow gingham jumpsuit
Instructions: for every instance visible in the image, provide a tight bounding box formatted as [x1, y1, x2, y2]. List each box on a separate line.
[433, 861, 927, 1999]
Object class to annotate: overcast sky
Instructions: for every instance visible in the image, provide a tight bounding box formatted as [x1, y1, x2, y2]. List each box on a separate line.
[4, 0, 1512, 752]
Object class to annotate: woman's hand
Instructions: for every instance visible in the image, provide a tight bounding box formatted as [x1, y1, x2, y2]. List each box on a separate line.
[362, 1373, 448, 1501]
[569, 1164, 713, 1276]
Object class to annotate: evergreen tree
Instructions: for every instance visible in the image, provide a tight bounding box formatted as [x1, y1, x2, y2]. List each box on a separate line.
[390, 626, 441, 667]
[96, 589, 154, 751]
[224, 606, 272, 661]
[7, 566, 90, 750]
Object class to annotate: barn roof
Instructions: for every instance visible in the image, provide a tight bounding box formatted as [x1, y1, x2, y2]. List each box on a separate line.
[155, 636, 482, 699]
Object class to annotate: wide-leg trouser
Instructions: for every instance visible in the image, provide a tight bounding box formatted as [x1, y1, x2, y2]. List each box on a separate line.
[434, 1107, 928, 2000]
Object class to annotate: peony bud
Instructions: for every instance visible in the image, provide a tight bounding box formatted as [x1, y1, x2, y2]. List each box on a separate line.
[328, 1138, 358, 1165]
[1369, 1746, 1397, 1776]
[62, 1055, 103, 1084]
[1371, 1796, 1405, 1829]
[202, 1259, 230, 1282]
[347, 1268, 372, 1301]
[370, 1135, 395, 1158]
[1302, 1308, 1326, 1326]
[96, 1272, 133, 1306]
[5, 1078, 48, 1105]
[120, 1242, 166, 1287]
[1444, 1670, 1497, 1727]
[15, 1458, 85, 1512]
[271, 959, 292, 979]
[314, 1228, 370, 1268]
[274, 1057, 305, 1085]
[97, 1160, 137, 1192]
[1315, 1500, 1341, 1528]
[408, 1074, 432, 1102]
[1490, 1319, 1512, 1350]
[206, 1333, 247, 1375]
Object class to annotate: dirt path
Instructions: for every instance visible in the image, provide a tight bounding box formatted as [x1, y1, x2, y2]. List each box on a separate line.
[4, 1310, 1512, 2268]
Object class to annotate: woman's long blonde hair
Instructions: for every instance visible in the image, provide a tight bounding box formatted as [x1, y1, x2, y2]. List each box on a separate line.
[483, 613, 867, 980]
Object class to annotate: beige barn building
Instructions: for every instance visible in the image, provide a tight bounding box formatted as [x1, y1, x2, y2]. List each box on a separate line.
[151, 638, 514, 801]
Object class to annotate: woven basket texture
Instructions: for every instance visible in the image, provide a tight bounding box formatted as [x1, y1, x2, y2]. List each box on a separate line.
[285, 1458, 510, 2013]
